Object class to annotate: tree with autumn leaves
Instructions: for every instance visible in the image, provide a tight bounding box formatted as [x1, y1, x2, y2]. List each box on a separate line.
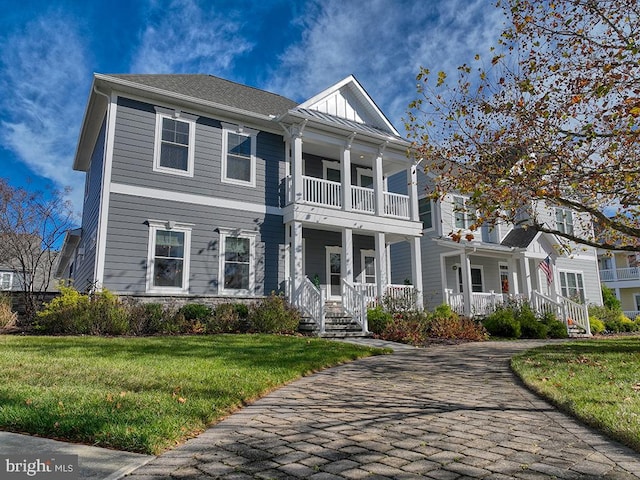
[407, 0, 639, 251]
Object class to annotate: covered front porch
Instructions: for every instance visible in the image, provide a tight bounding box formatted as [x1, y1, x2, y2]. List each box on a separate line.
[286, 225, 422, 335]
[440, 246, 591, 336]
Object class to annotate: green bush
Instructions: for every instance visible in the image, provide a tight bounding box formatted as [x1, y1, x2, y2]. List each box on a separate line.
[366, 305, 393, 334]
[126, 301, 165, 335]
[483, 308, 521, 338]
[589, 317, 606, 335]
[248, 293, 301, 334]
[178, 303, 212, 333]
[378, 311, 428, 344]
[621, 315, 638, 332]
[519, 314, 548, 339]
[36, 285, 91, 334]
[539, 311, 568, 339]
[89, 289, 129, 335]
[601, 285, 622, 311]
[428, 315, 487, 341]
[207, 303, 244, 334]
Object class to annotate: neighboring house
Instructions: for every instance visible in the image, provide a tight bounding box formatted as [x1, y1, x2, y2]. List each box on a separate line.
[390, 172, 602, 334]
[598, 250, 640, 319]
[0, 234, 59, 294]
[56, 74, 424, 334]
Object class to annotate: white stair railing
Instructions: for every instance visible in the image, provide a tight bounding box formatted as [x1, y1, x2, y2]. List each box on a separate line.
[530, 291, 563, 320]
[342, 280, 368, 333]
[445, 288, 465, 315]
[293, 276, 325, 334]
[560, 296, 591, 335]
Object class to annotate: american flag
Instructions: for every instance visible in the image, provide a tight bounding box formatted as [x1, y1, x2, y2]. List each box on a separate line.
[539, 255, 553, 285]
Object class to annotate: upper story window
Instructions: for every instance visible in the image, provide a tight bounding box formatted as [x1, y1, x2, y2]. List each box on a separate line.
[628, 254, 639, 268]
[153, 108, 197, 177]
[419, 197, 433, 230]
[356, 167, 374, 188]
[221, 123, 258, 187]
[453, 196, 475, 230]
[323, 160, 341, 183]
[0, 272, 13, 290]
[146, 220, 193, 294]
[555, 207, 574, 235]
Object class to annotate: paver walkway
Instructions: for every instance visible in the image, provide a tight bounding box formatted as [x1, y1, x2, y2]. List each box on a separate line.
[126, 340, 640, 479]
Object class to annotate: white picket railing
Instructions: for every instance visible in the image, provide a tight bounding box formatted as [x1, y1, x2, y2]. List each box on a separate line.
[351, 185, 375, 214]
[625, 310, 640, 320]
[445, 290, 465, 315]
[342, 280, 368, 333]
[470, 292, 508, 316]
[293, 276, 325, 333]
[384, 191, 410, 219]
[353, 282, 378, 306]
[599, 267, 640, 282]
[562, 296, 590, 334]
[530, 290, 564, 319]
[302, 176, 342, 208]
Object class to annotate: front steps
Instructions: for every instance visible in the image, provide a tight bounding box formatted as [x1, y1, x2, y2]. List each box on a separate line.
[299, 301, 371, 338]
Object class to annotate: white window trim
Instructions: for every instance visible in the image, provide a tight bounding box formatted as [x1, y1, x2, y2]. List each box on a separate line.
[634, 293, 640, 311]
[499, 262, 510, 294]
[0, 271, 13, 291]
[153, 107, 197, 177]
[221, 123, 258, 187]
[418, 196, 435, 232]
[322, 160, 341, 182]
[360, 249, 376, 284]
[555, 207, 574, 235]
[452, 195, 475, 231]
[326, 246, 342, 299]
[558, 269, 585, 302]
[455, 264, 484, 293]
[218, 227, 257, 296]
[146, 219, 193, 294]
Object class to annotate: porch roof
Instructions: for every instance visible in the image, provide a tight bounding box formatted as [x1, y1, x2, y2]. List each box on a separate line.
[501, 228, 540, 248]
[433, 237, 518, 255]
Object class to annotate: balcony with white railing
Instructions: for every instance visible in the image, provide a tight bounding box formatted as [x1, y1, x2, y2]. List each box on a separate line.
[599, 267, 640, 282]
[286, 175, 410, 220]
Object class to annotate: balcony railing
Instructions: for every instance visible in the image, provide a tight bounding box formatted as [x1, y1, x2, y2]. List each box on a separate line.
[286, 175, 410, 220]
[600, 267, 640, 282]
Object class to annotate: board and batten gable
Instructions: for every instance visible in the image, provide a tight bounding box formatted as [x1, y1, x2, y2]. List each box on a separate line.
[73, 117, 107, 291]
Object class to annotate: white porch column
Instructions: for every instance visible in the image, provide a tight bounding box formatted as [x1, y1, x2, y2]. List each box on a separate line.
[341, 141, 352, 212]
[373, 147, 385, 216]
[520, 256, 532, 298]
[410, 237, 424, 309]
[460, 253, 473, 316]
[290, 221, 304, 295]
[341, 227, 354, 285]
[291, 129, 304, 203]
[375, 232, 388, 301]
[409, 164, 419, 222]
[508, 258, 520, 295]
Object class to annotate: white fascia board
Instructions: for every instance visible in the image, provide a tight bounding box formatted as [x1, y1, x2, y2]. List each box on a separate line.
[283, 204, 423, 237]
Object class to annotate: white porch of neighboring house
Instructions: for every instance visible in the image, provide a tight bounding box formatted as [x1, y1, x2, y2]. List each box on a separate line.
[440, 245, 591, 336]
[281, 122, 423, 335]
[598, 256, 640, 320]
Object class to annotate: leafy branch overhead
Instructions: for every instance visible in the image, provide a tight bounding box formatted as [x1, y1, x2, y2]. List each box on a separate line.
[407, 0, 640, 251]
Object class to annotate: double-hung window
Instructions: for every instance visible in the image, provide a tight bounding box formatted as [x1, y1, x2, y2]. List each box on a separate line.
[0, 272, 13, 290]
[153, 108, 197, 176]
[555, 207, 574, 235]
[419, 197, 433, 230]
[222, 123, 257, 187]
[453, 196, 475, 230]
[146, 220, 192, 293]
[218, 228, 256, 295]
[559, 271, 585, 303]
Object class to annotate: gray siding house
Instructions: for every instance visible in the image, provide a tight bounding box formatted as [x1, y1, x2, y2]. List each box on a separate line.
[57, 74, 424, 333]
[390, 171, 602, 334]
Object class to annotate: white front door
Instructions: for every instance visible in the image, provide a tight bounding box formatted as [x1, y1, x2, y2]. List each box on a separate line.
[326, 247, 342, 299]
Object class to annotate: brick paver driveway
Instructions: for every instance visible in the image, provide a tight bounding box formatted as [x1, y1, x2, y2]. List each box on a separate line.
[127, 340, 640, 479]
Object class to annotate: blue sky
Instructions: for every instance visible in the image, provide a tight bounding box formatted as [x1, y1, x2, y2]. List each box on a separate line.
[0, 0, 505, 218]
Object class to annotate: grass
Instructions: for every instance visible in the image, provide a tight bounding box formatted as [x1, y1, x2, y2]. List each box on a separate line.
[511, 337, 640, 452]
[0, 334, 387, 454]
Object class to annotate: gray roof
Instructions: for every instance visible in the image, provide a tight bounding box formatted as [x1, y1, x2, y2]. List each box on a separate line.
[501, 228, 539, 248]
[107, 74, 299, 117]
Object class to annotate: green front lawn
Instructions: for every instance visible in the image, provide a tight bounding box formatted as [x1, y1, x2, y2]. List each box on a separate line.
[0, 335, 386, 454]
[511, 337, 640, 452]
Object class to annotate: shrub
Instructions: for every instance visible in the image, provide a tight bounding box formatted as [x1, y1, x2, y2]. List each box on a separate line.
[428, 315, 487, 341]
[483, 308, 521, 338]
[601, 285, 622, 311]
[589, 305, 622, 332]
[519, 314, 548, 339]
[0, 294, 17, 329]
[539, 311, 568, 339]
[367, 306, 393, 334]
[126, 301, 165, 335]
[620, 315, 638, 332]
[589, 317, 606, 335]
[208, 303, 244, 334]
[36, 285, 91, 334]
[178, 303, 212, 334]
[379, 311, 428, 344]
[248, 293, 301, 334]
[88, 289, 129, 335]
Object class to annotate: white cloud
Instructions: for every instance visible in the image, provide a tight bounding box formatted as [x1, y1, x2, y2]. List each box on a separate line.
[0, 12, 88, 215]
[267, 0, 506, 132]
[131, 0, 253, 74]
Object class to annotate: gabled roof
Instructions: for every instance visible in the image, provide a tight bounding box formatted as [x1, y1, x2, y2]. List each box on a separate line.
[501, 228, 540, 248]
[105, 74, 298, 117]
[297, 75, 400, 137]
